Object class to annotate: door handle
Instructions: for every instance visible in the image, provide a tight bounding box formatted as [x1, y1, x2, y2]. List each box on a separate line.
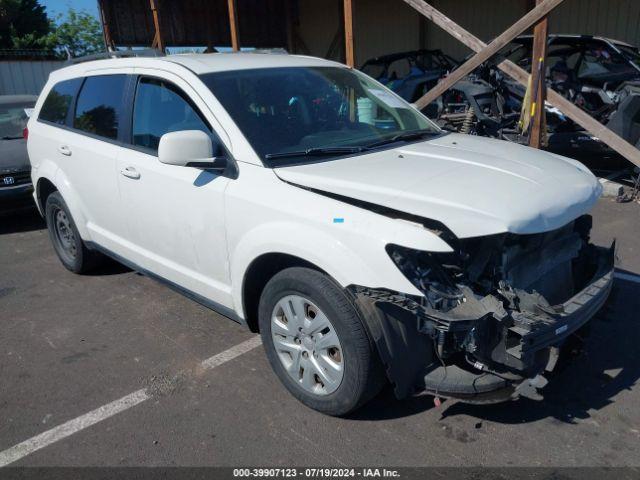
[58, 145, 72, 156]
[120, 167, 141, 180]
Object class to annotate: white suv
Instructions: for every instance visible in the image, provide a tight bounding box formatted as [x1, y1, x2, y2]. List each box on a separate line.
[27, 52, 614, 415]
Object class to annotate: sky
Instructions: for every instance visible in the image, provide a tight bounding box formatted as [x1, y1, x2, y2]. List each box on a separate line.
[41, 0, 99, 19]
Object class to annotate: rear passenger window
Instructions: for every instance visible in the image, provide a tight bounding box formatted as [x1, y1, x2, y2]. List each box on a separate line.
[73, 75, 127, 140]
[39, 78, 82, 125]
[132, 77, 211, 152]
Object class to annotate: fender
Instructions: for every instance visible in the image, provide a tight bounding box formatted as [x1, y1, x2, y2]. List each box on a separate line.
[34, 160, 92, 240]
[229, 220, 422, 319]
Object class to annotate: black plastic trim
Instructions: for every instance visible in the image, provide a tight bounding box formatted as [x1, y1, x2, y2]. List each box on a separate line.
[509, 243, 616, 362]
[85, 241, 246, 327]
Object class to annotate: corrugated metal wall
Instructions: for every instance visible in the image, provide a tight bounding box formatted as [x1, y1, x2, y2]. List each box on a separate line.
[548, 0, 640, 45]
[425, 0, 640, 60]
[353, 0, 422, 62]
[0, 61, 63, 95]
[297, 0, 640, 66]
[296, 0, 423, 65]
[296, 0, 343, 59]
[425, 0, 528, 60]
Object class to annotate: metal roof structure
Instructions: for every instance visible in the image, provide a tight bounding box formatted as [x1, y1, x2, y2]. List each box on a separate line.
[98, 0, 290, 50]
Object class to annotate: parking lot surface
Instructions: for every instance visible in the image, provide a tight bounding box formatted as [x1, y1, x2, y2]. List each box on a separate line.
[1, 198, 639, 467]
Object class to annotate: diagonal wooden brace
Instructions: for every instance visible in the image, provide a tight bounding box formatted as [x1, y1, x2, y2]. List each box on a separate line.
[404, 0, 640, 168]
[412, 0, 564, 110]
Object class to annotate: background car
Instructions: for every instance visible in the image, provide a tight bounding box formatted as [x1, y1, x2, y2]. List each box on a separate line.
[360, 49, 459, 103]
[1, 95, 37, 210]
[504, 35, 640, 88]
[429, 35, 640, 169]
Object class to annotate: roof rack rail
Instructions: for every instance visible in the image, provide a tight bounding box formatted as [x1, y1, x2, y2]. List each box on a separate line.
[242, 48, 289, 55]
[66, 49, 165, 65]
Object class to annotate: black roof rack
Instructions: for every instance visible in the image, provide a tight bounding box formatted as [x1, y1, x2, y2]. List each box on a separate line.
[66, 49, 165, 65]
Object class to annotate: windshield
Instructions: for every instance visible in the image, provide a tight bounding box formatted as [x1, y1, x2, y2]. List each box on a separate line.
[615, 44, 640, 67]
[0, 104, 31, 139]
[577, 44, 636, 78]
[200, 67, 439, 164]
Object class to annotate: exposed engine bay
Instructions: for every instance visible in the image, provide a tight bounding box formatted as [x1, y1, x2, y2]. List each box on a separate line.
[352, 215, 615, 404]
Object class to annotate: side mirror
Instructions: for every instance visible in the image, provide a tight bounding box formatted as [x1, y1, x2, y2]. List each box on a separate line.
[158, 130, 228, 170]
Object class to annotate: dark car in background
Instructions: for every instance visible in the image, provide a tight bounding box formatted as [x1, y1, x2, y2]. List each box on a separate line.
[360, 49, 458, 103]
[429, 35, 640, 169]
[505, 35, 640, 88]
[1, 95, 36, 209]
[503, 35, 640, 163]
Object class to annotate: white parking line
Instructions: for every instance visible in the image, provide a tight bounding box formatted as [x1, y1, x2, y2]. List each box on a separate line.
[0, 336, 262, 467]
[0, 390, 149, 467]
[201, 335, 263, 369]
[615, 271, 640, 284]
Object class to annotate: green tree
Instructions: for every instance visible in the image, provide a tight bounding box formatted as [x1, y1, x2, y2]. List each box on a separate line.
[45, 8, 104, 57]
[0, 0, 50, 49]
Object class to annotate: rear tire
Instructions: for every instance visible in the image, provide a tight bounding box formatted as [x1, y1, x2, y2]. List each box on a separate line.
[45, 192, 103, 274]
[259, 267, 384, 416]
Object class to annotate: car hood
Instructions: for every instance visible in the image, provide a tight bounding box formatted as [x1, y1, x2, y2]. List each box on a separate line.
[274, 133, 601, 239]
[0, 138, 30, 173]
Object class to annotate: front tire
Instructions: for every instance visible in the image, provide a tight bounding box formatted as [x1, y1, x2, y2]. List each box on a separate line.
[45, 192, 103, 274]
[259, 267, 384, 416]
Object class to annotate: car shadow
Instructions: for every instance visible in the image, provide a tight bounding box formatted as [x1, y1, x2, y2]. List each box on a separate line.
[0, 204, 131, 275]
[351, 272, 640, 423]
[0, 204, 45, 234]
[84, 258, 132, 276]
[193, 170, 221, 187]
[346, 384, 438, 421]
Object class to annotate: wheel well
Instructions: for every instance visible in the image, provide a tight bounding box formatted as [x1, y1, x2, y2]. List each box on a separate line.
[242, 253, 323, 333]
[37, 178, 57, 213]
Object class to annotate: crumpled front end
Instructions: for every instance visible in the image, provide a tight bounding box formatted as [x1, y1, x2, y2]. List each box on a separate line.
[352, 214, 615, 403]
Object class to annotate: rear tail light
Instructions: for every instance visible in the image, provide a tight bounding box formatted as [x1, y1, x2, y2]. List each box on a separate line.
[23, 127, 29, 140]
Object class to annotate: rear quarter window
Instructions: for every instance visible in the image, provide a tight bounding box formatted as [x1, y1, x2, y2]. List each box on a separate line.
[38, 78, 82, 125]
[73, 75, 128, 140]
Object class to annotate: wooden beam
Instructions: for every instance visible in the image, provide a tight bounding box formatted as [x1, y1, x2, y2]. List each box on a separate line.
[149, 0, 164, 52]
[227, 0, 240, 51]
[412, 0, 564, 110]
[528, 0, 549, 149]
[404, 0, 640, 168]
[343, 0, 355, 67]
[97, 0, 114, 51]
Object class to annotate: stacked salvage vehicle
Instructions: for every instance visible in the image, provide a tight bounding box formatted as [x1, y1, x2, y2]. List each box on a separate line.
[362, 35, 640, 168]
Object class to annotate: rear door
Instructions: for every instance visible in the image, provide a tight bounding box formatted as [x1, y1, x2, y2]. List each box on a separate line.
[116, 71, 233, 307]
[60, 72, 132, 251]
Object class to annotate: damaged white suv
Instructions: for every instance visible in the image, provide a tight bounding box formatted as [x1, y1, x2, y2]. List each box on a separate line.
[28, 52, 614, 415]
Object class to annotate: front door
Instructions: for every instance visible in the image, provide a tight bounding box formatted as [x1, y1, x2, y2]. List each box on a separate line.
[117, 73, 233, 308]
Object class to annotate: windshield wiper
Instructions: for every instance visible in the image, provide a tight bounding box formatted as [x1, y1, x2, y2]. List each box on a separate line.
[1, 135, 24, 140]
[265, 146, 365, 160]
[264, 129, 439, 160]
[365, 129, 438, 149]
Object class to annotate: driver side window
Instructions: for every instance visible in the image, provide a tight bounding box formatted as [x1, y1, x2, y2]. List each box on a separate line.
[132, 77, 222, 155]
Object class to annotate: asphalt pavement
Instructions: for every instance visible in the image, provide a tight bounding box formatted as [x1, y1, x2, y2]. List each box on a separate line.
[1, 198, 639, 467]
